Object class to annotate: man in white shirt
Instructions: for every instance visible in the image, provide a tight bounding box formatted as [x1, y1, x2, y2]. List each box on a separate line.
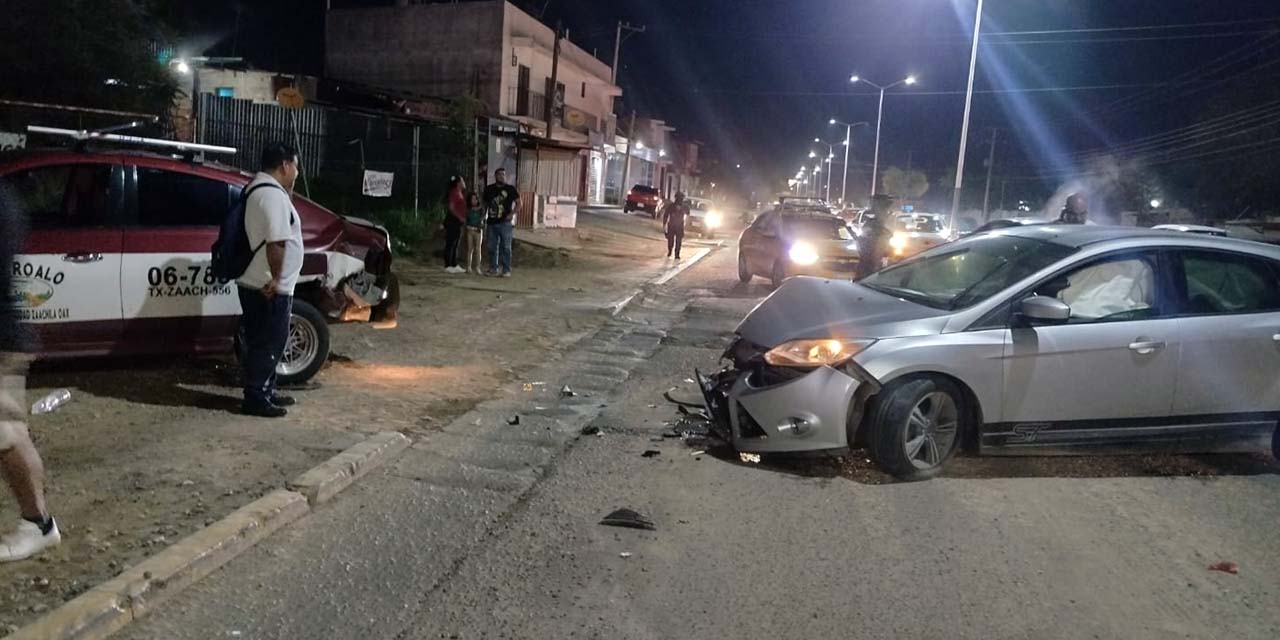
[237, 143, 304, 417]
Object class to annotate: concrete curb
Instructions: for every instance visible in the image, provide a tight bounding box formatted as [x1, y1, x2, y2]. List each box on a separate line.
[288, 431, 411, 505]
[12, 490, 309, 640]
[608, 246, 715, 317]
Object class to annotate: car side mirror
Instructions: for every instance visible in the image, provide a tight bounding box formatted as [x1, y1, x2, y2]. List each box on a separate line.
[1017, 296, 1071, 325]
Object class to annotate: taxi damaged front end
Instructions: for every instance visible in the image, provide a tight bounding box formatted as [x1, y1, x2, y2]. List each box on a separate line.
[698, 336, 881, 454]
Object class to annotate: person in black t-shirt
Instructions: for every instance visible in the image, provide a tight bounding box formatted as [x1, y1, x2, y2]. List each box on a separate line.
[663, 192, 691, 260]
[483, 168, 520, 277]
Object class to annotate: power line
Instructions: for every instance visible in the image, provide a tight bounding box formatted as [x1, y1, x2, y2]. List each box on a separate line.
[1064, 98, 1280, 162]
[692, 82, 1178, 97]
[983, 29, 1280, 46]
[985, 16, 1280, 36]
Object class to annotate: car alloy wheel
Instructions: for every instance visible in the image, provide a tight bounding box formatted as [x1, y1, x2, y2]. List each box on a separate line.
[280, 314, 320, 377]
[866, 377, 965, 481]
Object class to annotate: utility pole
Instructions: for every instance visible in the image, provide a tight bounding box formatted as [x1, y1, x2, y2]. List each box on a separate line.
[545, 20, 562, 141]
[621, 110, 637, 195]
[982, 128, 998, 220]
[949, 0, 984, 231]
[611, 22, 646, 86]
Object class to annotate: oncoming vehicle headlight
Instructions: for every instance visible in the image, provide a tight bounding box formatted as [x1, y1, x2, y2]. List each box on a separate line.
[764, 338, 877, 367]
[889, 232, 908, 255]
[705, 211, 723, 228]
[788, 241, 819, 265]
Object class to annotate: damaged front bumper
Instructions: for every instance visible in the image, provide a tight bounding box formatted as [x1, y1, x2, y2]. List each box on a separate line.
[697, 351, 881, 454]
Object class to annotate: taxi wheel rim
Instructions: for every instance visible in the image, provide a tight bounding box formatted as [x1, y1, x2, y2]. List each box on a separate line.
[902, 391, 958, 470]
[278, 315, 320, 376]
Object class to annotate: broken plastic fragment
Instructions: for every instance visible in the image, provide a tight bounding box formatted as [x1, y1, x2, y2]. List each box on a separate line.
[619, 551, 633, 558]
[1208, 561, 1239, 574]
[581, 425, 601, 436]
[689, 450, 705, 456]
[599, 508, 656, 531]
[560, 385, 576, 397]
[739, 452, 762, 464]
[507, 415, 520, 425]
[641, 450, 661, 458]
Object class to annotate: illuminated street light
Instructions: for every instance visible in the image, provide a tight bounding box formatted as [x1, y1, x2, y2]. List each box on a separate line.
[175, 60, 191, 75]
[659, 149, 666, 157]
[813, 138, 840, 203]
[636, 141, 645, 150]
[808, 150, 817, 158]
[850, 73, 919, 195]
[829, 119, 869, 204]
[1150, 198, 1162, 209]
[735, 163, 741, 169]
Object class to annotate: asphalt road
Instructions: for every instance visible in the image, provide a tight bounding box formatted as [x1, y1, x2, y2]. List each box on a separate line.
[121, 236, 1280, 640]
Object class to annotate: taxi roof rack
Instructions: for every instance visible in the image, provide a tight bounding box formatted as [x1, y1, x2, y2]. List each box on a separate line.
[26, 125, 236, 163]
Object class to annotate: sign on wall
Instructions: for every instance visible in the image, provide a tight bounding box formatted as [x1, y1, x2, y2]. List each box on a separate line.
[362, 170, 394, 197]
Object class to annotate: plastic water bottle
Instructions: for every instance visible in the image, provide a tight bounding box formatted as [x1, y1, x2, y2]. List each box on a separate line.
[31, 389, 71, 415]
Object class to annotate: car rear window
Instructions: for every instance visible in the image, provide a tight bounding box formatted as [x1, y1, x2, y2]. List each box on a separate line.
[632, 186, 658, 195]
[0, 164, 114, 228]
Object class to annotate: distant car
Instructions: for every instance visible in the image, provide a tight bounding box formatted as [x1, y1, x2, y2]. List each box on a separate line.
[965, 217, 1048, 236]
[737, 209, 860, 288]
[624, 185, 663, 217]
[2, 147, 399, 384]
[684, 197, 724, 238]
[1153, 224, 1227, 237]
[776, 196, 833, 213]
[700, 225, 1280, 480]
[886, 212, 950, 261]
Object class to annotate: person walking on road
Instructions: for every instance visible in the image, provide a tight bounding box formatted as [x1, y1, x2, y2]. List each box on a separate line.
[237, 142, 305, 418]
[464, 191, 485, 274]
[483, 168, 520, 278]
[443, 176, 467, 274]
[856, 193, 894, 279]
[1055, 192, 1093, 225]
[0, 187, 62, 561]
[663, 191, 690, 260]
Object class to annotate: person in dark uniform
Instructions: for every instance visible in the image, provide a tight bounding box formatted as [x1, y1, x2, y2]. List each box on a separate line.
[856, 193, 895, 279]
[1055, 192, 1091, 224]
[663, 191, 691, 260]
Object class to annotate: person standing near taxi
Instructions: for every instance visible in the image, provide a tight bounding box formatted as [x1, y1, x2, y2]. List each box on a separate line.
[237, 143, 304, 418]
[0, 186, 62, 561]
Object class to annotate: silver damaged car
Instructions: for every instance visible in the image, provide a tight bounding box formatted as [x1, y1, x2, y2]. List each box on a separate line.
[699, 225, 1280, 480]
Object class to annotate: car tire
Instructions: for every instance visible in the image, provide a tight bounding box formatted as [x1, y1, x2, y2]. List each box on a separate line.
[866, 377, 965, 481]
[235, 299, 330, 386]
[770, 260, 786, 289]
[737, 252, 753, 283]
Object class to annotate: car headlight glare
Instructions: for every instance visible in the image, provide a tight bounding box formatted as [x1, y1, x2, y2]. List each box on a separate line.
[889, 232, 908, 255]
[764, 338, 877, 367]
[788, 241, 820, 265]
[705, 211, 723, 228]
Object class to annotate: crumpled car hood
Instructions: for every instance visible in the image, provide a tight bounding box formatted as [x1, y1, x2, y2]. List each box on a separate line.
[736, 277, 951, 347]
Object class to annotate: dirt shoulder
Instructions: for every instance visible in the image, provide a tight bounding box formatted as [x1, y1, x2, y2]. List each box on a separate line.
[0, 210, 687, 633]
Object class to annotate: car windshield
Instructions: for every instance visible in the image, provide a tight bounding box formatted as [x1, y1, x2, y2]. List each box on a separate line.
[860, 235, 1077, 309]
[784, 217, 854, 241]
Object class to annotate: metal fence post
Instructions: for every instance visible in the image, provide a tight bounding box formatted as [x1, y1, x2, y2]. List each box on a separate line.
[289, 109, 311, 198]
[413, 124, 421, 221]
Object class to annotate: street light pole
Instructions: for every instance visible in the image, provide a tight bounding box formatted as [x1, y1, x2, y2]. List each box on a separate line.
[850, 75, 917, 197]
[830, 119, 868, 205]
[949, 0, 984, 231]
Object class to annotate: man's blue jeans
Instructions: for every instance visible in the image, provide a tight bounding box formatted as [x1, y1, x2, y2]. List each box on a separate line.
[486, 221, 513, 273]
[238, 287, 292, 407]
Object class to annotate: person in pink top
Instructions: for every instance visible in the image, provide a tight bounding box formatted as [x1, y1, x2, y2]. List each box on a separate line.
[443, 176, 467, 273]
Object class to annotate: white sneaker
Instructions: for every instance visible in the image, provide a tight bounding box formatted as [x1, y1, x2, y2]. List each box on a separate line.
[0, 518, 61, 562]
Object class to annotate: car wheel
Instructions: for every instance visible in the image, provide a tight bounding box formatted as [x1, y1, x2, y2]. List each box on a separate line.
[737, 252, 753, 283]
[235, 299, 331, 386]
[770, 260, 786, 288]
[866, 377, 965, 481]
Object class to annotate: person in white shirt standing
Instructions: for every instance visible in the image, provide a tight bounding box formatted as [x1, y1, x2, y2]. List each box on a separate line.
[237, 143, 304, 418]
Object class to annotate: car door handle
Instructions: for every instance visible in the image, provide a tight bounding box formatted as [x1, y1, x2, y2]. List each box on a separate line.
[62, 253, 103, 264]
[1128, 340, 1166, 355]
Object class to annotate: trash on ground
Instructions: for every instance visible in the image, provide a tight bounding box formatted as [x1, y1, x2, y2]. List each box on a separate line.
[663, 391, 703, 408]
[684, 377, 695, 384]
[689, 450, 706, 456]
[31, 389, 71, 415]
[677, 404, 709, 420]
[619, 551, 633, 558]
[522, 381, 546, 391]
[1208, 561, 1239, 574]
[599, 508, 656, 531]
[739, 452, 762, 464]
[647, 403, 657, 408]
[641, 450, 661, 458]
[581, 425, 601, 436]
[507, 415, 520, 425]
[560, 385, 576, 397]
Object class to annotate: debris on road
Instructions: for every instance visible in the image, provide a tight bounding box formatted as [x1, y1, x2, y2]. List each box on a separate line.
[739, 452, 762, 464]
[31, 388, 72, 415]
[581, 425, 601, 436]
[663, 391, 702, 407]
[522, 381, 547, 392]
[560, 385, 576, 397]
[619, 551, 633, 559]
[684, 377, 695, 384]
[1208, 561, 1239, 574]
[599, 508, 656, 531]
[641, 450, 661, 458]
[689, 450, 705, 456]
[507, 415, 521, 425]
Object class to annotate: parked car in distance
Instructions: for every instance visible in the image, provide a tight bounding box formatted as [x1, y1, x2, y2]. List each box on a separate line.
[700, 225, 1280, 480]
[1153, 223, 1227, 237]
[886, 212, 950, 261]
[624, 184, 663, 217]
[684, 196, 726, 238]
[2, 146, 399, 384]
[737, 208, 860, 288]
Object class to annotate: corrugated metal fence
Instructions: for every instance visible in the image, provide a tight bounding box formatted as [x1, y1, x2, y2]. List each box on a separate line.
[199, 94, 326, 177]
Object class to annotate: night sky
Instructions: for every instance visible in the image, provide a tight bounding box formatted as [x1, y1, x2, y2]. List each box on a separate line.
[184, 0, 1280, 209]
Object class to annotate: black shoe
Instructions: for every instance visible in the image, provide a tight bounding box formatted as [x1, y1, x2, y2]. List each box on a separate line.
[241, 403, 287, 418]
[270, 395, 296, 407]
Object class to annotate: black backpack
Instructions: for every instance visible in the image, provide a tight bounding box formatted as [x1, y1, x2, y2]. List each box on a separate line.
[210, 183, 285, 281]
